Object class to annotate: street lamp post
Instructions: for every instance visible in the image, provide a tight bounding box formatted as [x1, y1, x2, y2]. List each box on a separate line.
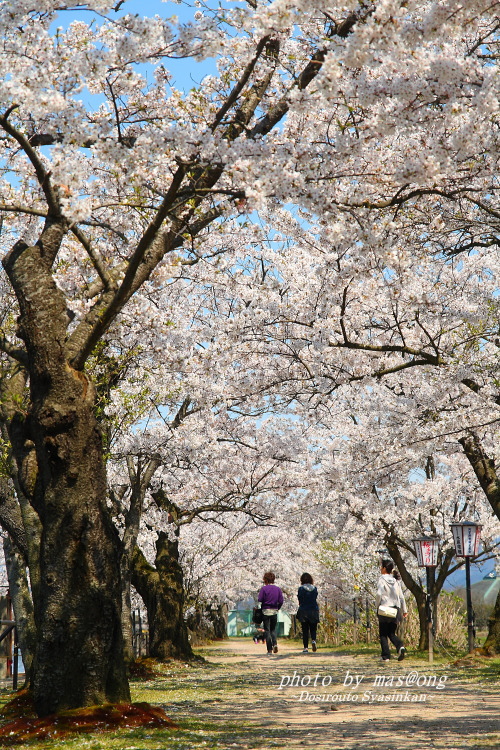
[450, 521, 482, 654]
[365, 595, 371, 644]
[413, 535, 440, 663]
[353, 597, 358, 645]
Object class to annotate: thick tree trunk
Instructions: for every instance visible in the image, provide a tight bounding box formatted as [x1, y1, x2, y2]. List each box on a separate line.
[206, 604, 228, 639]
[121, 578, 134, 665]
[4, 241, 130, 716]
[131, 534, 194, 660]
[483, 587, 500, 655]
[3, 536, 36, 685]
[119, 458, 160, 665]
[416, 595, 428, 651]
[29, 395, 129, 715]
[459, 434, 500, 655]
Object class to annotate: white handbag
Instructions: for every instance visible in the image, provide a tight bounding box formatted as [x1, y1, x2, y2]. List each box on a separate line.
[378, 605, 398, 618]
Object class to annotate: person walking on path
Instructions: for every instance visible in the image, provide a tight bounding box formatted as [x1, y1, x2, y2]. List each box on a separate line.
[376, 559, 407, 661]
[258, 571, 283, 655]
[296, 572, 320, 653]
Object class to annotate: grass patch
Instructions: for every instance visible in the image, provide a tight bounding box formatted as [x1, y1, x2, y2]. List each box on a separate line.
[0, 708, 258, 750]
[447, 655, 500, 684]
[470, 735, 500, 747]
[0, 657, 261, 750]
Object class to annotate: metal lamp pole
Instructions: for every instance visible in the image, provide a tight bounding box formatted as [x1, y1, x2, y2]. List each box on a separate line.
[413, 535, 440, 663]
[450, 521, 482, 654]
[465, 556, 474, 654]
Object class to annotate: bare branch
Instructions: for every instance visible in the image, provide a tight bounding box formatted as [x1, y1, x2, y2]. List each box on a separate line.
[0, 203, 47, 219]
[171, 397, 192, 430]
[0, 479, 28, 562]
[210, 35, 272, 131]
[70, 225, 114, 291]
[249, 10, 366, 139]
[329, 338, 443, 365]
[0, 336, 28, 366]
[459, 433, 500, 522]
[0, 109, 61, 218]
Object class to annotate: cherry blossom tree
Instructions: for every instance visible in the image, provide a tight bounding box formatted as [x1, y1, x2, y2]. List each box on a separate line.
[124, 407, 316, 657]
[0, 0, 499, 715]
[0, 0, 345, 713]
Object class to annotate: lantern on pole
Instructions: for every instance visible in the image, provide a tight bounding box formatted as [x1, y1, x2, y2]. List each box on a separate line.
[450, 521, 482, 558]
[413, 535, 440, 663]
[413, 535, 440, 568]
[450, 521, 482, 654]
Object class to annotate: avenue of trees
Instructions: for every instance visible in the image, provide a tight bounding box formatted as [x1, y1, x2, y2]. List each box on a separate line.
[0, 0, 499, 716]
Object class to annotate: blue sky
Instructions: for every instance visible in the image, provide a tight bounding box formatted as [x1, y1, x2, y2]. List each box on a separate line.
[54, 0, 243, 92]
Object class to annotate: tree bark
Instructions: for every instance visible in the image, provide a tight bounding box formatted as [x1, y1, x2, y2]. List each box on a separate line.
[3, 535, 36, 685]
[121, 573, 134, 667]
[483, 588, 500, 655]
[206, 604, 229, 640]
[459, 433, 500, 653]
[3, 241, 130, 716]
[131, 535, 194, 661]
[119, 458, 160, 664]
[459, 434, 500, 519]
[28, 387, 129, 715]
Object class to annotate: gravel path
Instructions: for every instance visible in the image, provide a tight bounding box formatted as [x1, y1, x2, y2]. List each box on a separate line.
[172, 638, 500, 750]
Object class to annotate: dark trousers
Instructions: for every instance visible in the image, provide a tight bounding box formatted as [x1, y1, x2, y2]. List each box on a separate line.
[378, 617, 403, 659]
[263, 614, 278, 652]
[302, 620, 317, 649]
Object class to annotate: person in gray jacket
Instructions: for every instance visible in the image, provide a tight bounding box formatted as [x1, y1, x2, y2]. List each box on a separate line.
[375, 559, 407, 661]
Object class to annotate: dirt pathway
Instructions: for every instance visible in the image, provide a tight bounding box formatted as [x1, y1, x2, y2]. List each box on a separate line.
[169, 638, 500, 750]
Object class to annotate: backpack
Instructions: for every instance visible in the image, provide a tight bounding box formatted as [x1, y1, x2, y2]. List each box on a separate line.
[252, 606, 264, 625]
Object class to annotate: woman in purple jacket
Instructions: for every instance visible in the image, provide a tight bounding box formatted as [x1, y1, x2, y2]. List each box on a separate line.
[258, 571, 284, 655]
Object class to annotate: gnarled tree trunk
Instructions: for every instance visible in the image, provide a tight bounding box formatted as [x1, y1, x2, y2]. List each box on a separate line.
[459, 433, 500, 654]
[483, 588, 500, 655]
[119, 457, 160, 665]
[27, 380, 129, 716]
[131, 533, 194, 661]
[3, 240, 130, 716]
[205, 604, 229, 640]
[3, 535, 36, 685]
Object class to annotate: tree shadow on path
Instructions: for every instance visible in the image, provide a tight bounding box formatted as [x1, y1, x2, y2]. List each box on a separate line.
[175, 639, 500, 750]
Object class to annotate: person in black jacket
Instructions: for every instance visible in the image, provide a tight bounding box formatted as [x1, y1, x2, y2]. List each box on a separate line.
[297, 573, 320, 653]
